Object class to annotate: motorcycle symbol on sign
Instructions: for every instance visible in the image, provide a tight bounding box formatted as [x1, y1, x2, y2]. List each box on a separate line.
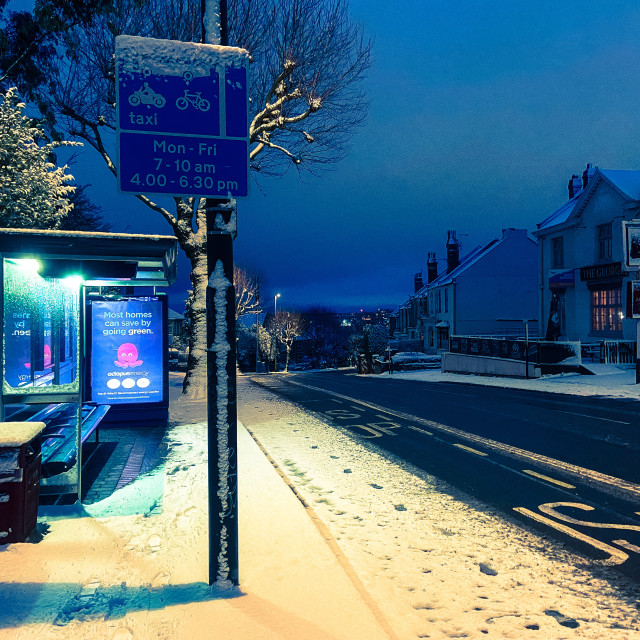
[128, 82, 166, 108]
[176, 90, 211, 112]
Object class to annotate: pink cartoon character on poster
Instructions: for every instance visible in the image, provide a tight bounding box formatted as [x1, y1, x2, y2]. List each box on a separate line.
[114, 343, 143, 368]
[25, 344, 52, 369]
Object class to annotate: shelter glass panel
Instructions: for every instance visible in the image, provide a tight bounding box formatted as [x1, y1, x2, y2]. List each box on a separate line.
[3, 259, 80, 393]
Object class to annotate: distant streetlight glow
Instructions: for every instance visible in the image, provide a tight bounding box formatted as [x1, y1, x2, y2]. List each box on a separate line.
[274, 292, 281, 316]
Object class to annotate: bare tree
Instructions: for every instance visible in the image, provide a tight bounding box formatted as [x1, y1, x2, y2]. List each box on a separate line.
[27, 0, 371, 398]
[234, 265, 260, 321]
[268, 309, 306, 371]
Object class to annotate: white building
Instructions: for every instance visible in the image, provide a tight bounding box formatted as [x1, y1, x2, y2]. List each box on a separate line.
[533, 165, 640, 350]
[392, 228, 538, 353]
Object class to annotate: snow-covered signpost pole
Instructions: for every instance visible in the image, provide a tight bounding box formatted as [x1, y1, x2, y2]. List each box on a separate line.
[202, 0, 239, 588]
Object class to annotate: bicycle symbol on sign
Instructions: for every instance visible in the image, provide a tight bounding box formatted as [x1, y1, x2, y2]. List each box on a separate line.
[176, 90, 211, 112]
[128, 82, 166, 108]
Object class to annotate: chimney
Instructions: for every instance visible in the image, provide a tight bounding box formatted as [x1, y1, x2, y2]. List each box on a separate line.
[414, 271, 424, 293]
[446, 230, 459, 273]
[568, 174, 582, 199]
[427, 251, 438, 283]
[582, 162, 596, 188]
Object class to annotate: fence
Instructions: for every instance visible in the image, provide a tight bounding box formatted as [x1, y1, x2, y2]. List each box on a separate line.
[449, 336, 581, 367]
[586, 340, 636, 365]
[450, 335, 640, 368]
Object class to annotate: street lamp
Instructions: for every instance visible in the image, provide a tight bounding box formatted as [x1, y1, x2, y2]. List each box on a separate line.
[274, 292, 281, 316]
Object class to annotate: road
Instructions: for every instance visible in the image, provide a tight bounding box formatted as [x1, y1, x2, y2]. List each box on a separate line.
[246, 369, 640, 578]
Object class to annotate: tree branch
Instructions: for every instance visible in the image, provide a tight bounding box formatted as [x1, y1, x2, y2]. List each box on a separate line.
[251, 136, 300, 163]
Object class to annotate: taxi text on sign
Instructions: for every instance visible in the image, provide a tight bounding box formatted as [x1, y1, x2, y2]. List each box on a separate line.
[115, 35, 249, 198]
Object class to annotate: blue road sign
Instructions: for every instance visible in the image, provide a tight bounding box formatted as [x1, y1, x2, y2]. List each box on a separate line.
[115, 35, 249, 198]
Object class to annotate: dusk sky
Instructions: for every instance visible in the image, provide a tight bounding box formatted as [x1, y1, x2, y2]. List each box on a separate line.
[14, 0, 640, 312]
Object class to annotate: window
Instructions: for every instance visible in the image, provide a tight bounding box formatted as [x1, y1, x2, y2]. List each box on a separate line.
[437, 290, 442, 313]
[444, 288, 448, 312]
[597, 223, 612, 260]
[591, 286, 622, 333]
[551, 236, 564, 268]
[557, 291, 566, 334]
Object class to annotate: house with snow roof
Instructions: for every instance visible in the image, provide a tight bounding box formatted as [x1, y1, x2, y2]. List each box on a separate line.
[533, 164, 640, 347]
[391, 228, 538, 354]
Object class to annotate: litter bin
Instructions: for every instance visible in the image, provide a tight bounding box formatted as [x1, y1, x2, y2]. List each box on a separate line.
[0, 422, 46, 544]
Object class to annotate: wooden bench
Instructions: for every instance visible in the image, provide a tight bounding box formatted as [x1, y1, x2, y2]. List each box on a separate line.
[25, 403, 110, 478]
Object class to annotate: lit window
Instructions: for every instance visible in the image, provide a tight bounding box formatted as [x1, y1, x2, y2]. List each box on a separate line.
[591, 286, 622, 333]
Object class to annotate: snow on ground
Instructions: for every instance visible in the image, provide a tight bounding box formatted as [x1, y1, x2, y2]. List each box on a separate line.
[238, 376, 640, 640]
[380, 366, 640, 401]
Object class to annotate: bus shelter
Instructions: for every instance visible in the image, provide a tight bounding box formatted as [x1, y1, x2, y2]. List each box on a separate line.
[0, 228, 178, 501]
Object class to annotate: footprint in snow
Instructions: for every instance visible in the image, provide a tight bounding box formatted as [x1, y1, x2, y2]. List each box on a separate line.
[148, 534, 162, 553]
[152, 570, 172, 587]
[545, 609, 580, 628]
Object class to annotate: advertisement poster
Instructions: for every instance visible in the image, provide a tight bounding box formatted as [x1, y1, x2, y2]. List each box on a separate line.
[90, 299, 164, 404]
[3, 304, 53, 388]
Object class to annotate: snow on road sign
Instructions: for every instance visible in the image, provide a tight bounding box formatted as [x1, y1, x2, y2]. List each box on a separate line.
[115, 35, 249, 198]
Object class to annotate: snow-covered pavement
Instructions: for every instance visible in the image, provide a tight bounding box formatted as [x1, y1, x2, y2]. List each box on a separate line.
[0, 394, 389, 640]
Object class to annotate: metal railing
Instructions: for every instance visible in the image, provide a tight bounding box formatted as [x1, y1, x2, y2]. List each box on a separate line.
[601, 340, 636, 365]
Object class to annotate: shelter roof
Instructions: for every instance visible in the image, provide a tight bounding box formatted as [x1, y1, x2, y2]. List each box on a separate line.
[0, 228, 178, 287]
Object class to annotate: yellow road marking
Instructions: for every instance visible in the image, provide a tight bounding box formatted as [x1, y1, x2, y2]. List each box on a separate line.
[522, 469, 576, 489]
[538, 502, 640, 532]
[513, 507, 629, 565]
[407, 425, 433, 436]
[613, 539, 640, 554]
[453, 443, 488, 457]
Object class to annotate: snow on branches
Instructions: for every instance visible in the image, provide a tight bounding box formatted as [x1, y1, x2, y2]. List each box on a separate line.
[0, 88, 80, 229]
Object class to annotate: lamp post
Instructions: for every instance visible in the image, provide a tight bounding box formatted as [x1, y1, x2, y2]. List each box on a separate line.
[273, 293, 281, 372]
[255, 310, 260, 373]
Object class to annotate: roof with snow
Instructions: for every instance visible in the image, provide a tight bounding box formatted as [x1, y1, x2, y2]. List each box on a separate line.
[536, 193, 581, 231]
[537, 168, 640, 233]
[413, 229, 533, 293]
[0, 228, 178, 286]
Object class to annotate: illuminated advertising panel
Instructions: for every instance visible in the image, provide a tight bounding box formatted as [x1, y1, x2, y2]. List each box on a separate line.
[90, 298, 165, 404]
[3, 260, 79, 391]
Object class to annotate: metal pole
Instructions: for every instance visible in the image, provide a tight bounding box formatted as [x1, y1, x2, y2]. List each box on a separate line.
[524, 320, 529, 380]
[203, 0, 238, 587]
[255, 311, 260, 373]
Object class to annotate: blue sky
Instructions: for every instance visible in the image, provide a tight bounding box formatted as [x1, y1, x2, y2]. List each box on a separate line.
[9, 0, 640, 312]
